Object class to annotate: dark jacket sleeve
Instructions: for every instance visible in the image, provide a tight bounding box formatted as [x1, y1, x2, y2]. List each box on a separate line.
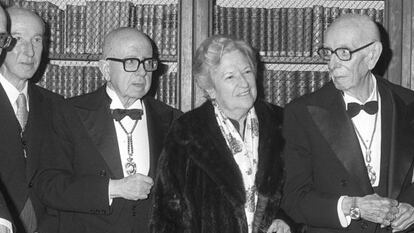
[34, 102, 111, 214]
[281, 103, 343, 229]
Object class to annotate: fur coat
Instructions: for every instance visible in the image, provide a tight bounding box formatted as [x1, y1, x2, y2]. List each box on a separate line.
[151, 100, 286, 233]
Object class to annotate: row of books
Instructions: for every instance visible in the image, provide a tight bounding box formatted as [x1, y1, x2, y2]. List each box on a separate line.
[213, 5, 384, 57]
[262, 70, 330, 106]
[36, 65, 104, 98]
[14, 1, 178, 58]
[36, 64, 178, 108]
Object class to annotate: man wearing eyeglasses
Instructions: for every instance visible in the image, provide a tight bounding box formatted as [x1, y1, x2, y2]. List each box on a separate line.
[34, 27, 181, 233]
[282, 14, 414, 233]
[0, 7, 64, 233]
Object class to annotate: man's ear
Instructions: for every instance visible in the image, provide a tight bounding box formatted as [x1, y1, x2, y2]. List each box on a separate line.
[367, 41, 383, 70]
[98, 59, 111, 82]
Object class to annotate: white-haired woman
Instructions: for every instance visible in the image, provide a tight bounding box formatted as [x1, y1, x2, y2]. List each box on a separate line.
[151, 35, 291, 233]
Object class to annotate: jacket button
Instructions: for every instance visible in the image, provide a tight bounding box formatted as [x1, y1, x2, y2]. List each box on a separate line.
[340, 179, 347, 187]
[99, 170, 107, 176]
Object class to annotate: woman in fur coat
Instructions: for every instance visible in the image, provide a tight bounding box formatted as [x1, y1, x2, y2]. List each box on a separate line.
[151, 35, 290, 233]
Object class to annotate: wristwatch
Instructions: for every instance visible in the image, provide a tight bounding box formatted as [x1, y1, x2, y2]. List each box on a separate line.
[349, 197, 361, 220]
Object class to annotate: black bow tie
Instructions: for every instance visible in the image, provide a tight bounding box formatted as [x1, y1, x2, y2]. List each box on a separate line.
[346, 101, 378, 118]
[111, 109, 143, 121]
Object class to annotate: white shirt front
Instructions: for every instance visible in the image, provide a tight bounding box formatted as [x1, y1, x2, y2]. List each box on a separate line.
[337, 74, 382, 227]
[0, 73, 29, 113]
[106, 87, 150, 178]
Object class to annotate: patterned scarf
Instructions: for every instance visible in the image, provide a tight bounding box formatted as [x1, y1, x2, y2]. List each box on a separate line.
[213, 100, 259, 233]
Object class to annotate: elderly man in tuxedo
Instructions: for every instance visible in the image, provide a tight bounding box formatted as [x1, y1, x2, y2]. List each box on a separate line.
[35, 27, 181, 233]
[282, 14, 414, 233]
[0, 7, 62, 233]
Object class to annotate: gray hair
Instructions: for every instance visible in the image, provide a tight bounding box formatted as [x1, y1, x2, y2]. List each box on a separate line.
[193, 35, 257, 95]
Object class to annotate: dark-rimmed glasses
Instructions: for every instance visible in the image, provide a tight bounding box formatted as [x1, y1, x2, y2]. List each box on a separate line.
[317, 41, 376, 61]
[106, 57, 158, 72]
[0, 32, 12, 49]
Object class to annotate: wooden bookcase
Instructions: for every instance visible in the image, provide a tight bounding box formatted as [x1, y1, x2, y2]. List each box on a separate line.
[2, 0, 412, 112]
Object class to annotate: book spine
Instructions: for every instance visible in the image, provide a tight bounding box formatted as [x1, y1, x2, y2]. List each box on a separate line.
[242, 8, 251, 48]
[272, 8, 281, 57]
[135, 4, 143, 31]
[161, 4, 171, 56]
[280, 8, 288, 57]
[303, 7, 313, 57]
[265, 8, 273, 57]
[312, 5, 323, 57]
[119, 2, 132, 27]
[213, 5, 219, 35]
[154, 5, 164, 56]
[296, 8, 305, 57]
[170, 4, 177, 56]
[258, 8, 266, 56]
[250, 8, 259, 50]
[235, 8, 243, 39]
[77, 5, 86, 54]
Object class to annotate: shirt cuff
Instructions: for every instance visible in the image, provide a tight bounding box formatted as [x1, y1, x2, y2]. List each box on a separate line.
[108, 182, 113, 206]
[337, 196, 351, 228]
[0, 218, 13, 233]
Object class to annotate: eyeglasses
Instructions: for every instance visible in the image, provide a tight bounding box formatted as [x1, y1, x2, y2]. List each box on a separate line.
[106, 57, 158, 72]
[0, 32, 12, 49]
[317, 41, 376, 61]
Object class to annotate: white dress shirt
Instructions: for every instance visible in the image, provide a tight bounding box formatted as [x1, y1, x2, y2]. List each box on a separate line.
[106, 87, 150, 178]
[0, 73, 29, 233]
[337, 74, 382, 227]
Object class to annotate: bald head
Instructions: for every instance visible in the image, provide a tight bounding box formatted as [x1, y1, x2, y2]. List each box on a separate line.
[7, 7, 45, 33]
[102, 27, 152, 58]
[327, 14, 380, 44]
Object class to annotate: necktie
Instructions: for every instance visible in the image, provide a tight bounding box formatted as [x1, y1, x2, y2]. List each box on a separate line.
[15, 94, 37, 232]
[16, 93, 28, 129]
[347, 101, 378, 118]
[111, 109, 143, 121]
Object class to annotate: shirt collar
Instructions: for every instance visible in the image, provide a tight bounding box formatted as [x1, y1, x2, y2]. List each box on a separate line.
[343, 74, 377, 108]
[106, 85, 142, 110]
[0, 72, 29, 109]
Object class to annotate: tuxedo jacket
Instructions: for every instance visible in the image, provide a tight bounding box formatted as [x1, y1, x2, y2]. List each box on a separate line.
[281, 77, 414, 233]
[35, 86, 181, 233]
[0, 81, 62, 233]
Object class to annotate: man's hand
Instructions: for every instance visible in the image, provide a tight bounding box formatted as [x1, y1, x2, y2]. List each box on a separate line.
[109, 173, 153, 201]
[358, 194, 399, 226]
[267, 219, 291, 233]
[391, 202, 414, 232]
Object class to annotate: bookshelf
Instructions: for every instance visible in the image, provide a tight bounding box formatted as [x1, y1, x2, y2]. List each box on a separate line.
[1, 0, 412, 111]
[1, 0, 182, 110]
[192, 0, 386, 108]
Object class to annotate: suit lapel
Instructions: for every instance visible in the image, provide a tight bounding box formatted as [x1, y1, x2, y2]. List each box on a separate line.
[25, 83, 46, 181]
[75, 88, 124, 179]
[143, 98, 164, 178]
[309, 84, 373, 195]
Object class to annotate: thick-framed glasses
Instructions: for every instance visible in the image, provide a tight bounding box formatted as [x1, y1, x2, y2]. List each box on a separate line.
[0, 32, 12, 49]
[106, 57, 158, 72]
[317, 41, 376, 61]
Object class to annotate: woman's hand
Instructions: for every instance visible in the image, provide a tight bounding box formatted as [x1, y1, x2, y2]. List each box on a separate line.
[267, 219, 291, 233]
